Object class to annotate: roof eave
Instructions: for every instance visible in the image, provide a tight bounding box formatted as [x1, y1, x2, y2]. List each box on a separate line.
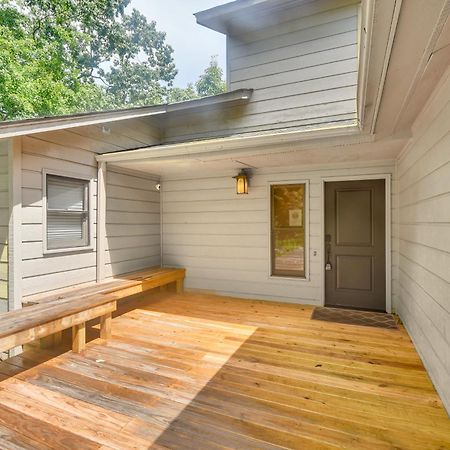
[0, 89, 253, 140]
[195, 0, 320, 35]
[97, 123, 363, 164]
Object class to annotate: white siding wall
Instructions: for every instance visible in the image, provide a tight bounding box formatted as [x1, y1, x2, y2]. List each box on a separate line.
[164, 4, 358, 143]
[162, 163, 396, 305]
[20, 132, 161, 298]
[0, 140, 9, 312]
[105, 168, 161, 277]
[396, 69, 450, 412]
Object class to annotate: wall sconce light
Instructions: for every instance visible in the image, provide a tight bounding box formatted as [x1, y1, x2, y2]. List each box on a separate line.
[233, 169, 250, 195]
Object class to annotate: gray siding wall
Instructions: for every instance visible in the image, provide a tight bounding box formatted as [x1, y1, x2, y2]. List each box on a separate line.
[20, 131, 161, 298]
[21, 133, 98, 296]
[162, 163, 396, 305]
[396, 70, 450, 413]
[0, 140, 8, 312]
[164, 4, 358, 143]
[105, 167, 161, 277]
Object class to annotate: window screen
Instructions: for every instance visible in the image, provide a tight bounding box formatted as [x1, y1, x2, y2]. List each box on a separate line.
[271, 183, 306, 278]
[46, 175, 90, 250]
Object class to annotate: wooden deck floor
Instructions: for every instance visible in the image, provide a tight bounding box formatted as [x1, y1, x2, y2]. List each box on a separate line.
[0, 292, 449, 449]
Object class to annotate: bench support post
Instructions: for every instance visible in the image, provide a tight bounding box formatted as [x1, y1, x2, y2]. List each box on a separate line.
[72, 322, 86, 353]
[176, 278, 184, 294]
[100, 312, 112, 339]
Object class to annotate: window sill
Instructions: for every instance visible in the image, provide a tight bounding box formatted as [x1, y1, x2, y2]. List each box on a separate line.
[43, 245, 94, 256]
[268, 275, 310, 283]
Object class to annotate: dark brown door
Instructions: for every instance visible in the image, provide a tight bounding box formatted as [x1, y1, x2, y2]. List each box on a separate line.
[325, 179, 386, 311]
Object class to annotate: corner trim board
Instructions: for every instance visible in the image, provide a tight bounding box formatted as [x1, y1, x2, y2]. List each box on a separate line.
[96, 161, 107, 282]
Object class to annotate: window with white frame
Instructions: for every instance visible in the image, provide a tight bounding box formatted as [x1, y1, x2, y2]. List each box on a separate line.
[270, 183, 307, 278]
[45, 174, 90, 251]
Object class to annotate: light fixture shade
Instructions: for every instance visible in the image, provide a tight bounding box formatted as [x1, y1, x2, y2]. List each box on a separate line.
[233, 169, 249, 194]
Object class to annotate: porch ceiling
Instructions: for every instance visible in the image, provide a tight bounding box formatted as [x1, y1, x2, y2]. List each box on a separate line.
[98, 127, 407, 176]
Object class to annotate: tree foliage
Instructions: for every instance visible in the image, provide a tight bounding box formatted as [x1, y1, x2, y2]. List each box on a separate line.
[167, 56, 227, 103]
[0, 1, 227, 121]
[196, 56, 227, 97]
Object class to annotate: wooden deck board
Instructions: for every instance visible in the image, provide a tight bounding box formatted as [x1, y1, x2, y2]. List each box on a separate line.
[0, 292, 448, 449]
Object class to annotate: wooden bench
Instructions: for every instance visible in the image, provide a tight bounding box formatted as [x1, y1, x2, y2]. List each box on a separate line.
[0, 293, 117, 355]
[0, 267, 185, 355]
[23, 267, 186, 307]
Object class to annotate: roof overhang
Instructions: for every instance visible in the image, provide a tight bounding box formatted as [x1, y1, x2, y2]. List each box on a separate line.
[195, 0, 360, 35]
[95, 123, 409, 177]
[97, 123, 363, 164]
[0, 89, 253, 140]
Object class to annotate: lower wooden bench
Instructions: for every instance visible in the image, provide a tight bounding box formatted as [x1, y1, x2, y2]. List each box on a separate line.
[0, 293, 118, 355]
[8, 266, 186, 353]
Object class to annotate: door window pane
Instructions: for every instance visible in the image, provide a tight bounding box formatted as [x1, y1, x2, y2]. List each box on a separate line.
[271, 184, 306, 277]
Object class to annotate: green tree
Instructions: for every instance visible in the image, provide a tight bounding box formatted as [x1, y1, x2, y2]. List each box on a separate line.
[195, 56, 227, 97]
[167, 84, 198, 103]
[166, 56, 226, 102]
[0, 0, 177, 120]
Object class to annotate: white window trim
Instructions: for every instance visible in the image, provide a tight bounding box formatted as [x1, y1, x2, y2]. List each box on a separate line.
[42, 168, 95, 255]
[267, 179, 310, 282]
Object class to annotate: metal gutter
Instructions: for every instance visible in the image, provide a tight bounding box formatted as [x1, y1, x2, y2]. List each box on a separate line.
[369, 0, 403, 134]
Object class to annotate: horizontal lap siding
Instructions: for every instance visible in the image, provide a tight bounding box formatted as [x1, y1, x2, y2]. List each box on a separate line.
[20, 132, 162, 298]
[105, 169, 161, 278]
[227, 3, 358, 133]
[164, 4, 358, 143]
[396, 70, 450, 413]
[162, 164, 395, 305]
[0, 141, 8, 312]
[21, 134, 99, 296]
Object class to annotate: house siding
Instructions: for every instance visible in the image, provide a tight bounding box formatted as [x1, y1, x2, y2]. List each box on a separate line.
[21, 133, 98, 296]
[396, 69, 450, 413]
[0, 140, 8, 312]
[164, 3, 358, 143]
[162, 163, 396, 305]
[20, 131, 161, 298]
[105, 167, 161, 277]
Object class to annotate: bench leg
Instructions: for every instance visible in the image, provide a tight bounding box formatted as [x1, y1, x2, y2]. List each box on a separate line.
[176, 278, 184, 294]
[100, 312, 112, 339]
[72, 323, 86, 353]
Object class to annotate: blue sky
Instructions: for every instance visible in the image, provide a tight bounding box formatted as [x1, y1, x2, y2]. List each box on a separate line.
[130, 1, 229, 88]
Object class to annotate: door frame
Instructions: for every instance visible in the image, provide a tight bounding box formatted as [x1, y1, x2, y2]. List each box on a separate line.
[320, 174, 392, 313]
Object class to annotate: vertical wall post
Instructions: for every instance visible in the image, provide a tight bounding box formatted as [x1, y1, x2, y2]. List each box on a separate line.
[8, 138, 22, 312]
[96, 161, 106, 282]
[8, 138, 22, 356]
